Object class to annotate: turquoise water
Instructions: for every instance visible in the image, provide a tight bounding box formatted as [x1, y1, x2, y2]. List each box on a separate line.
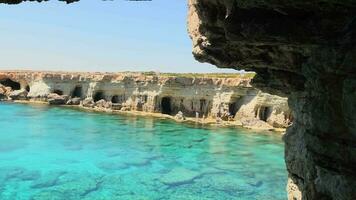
[0, 103, 287, 200]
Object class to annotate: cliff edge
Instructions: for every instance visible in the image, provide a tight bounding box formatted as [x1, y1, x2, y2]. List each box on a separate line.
[0, 71, 290, 131]
[188, 0, 356, 199]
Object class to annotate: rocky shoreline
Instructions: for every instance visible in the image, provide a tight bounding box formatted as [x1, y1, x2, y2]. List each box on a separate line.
[0, 71, 291, 132]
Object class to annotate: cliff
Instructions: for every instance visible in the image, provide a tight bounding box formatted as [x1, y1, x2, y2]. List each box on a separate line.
[0, 71, 290, 130]
[188, 0, 356, 199]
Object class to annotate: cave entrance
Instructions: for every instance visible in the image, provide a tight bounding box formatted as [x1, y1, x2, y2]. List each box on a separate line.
[71, 86, 82, 98]
[161, 97, 172, 115]
[200, 99, 206, 112]
[93, 91, 105, 102]
[53, 89, 63, 95]
[229, 102, 238, 116]
[259, 106, 272, 122]
[229, 96, 243, 116]
[0, 78, 21, 90]
[25, 85, 30, 92]
[111, 95, 120, 103]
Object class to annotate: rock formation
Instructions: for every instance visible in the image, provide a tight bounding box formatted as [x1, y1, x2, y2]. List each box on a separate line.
[188, 0, 356, 199]
[0, 71, 290, 130]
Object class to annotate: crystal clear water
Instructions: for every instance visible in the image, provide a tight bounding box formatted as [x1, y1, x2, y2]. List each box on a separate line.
[0, 103, 287, 200]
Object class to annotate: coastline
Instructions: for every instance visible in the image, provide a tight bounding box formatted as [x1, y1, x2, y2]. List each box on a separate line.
[11, 99, 286, 133]
[0, 70, 290, 134]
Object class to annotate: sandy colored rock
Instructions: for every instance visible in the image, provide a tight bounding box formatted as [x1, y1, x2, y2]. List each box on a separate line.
[0, 71, 290, 130]
[9, 89, 27, 100]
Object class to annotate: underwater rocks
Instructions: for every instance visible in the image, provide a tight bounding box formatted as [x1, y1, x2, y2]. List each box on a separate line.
[160, 168, 200, 186]
[31, 173, 103, 200]
[31, 171, 67, 189]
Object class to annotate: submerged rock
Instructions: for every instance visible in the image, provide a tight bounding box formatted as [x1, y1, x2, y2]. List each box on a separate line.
[160, 168, 200, 186]
[31, 171, 67, 189]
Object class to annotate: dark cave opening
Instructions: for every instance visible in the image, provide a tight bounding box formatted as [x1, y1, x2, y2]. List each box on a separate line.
[229, 97, 244, 116]
[229, 102, 238, 116]
[71, 86, 82, 98]
[111, 95, 120, 103]
[25, 85, 30, 92]
[0, 78, 21, 90]
[259, 106, 272, 122]
[93, 91, 105, 102]
[161, 97, 172, 115]
[199, 99, 206, 112]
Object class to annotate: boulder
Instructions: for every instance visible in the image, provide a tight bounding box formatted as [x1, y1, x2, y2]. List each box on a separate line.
[111, 103, 122, 110]
[82, 98, 95, 108]
[0, 85, 7, 100]
[175, 111, 185, 120]
[66, 97, 81, 105]
[47, 93, 68, 105]
[240, 118, 274, 130]
[95, 99, 110, 108]
[9, 89, 28, 100]
[120, 106, 131, 111]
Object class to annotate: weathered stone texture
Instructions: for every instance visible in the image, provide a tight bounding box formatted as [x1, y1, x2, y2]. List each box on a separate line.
[188, 0, 356, 199]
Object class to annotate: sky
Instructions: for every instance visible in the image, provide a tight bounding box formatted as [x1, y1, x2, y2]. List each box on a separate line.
[0, 0, 237, 73]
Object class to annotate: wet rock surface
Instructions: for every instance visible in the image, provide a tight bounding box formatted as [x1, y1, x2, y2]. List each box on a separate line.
[188, 0, 356, 199]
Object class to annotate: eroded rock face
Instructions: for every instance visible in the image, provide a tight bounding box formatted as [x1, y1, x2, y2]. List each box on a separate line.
[0, 71, 290, 129]
[188, 0, 356, 199]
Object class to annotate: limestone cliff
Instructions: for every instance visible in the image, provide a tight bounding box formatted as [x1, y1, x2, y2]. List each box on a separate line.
[0, 71, 290, 130]
[188, 0, 356, 199]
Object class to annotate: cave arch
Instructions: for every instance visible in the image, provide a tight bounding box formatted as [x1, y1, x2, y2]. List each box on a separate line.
[0, 78, 21, 90]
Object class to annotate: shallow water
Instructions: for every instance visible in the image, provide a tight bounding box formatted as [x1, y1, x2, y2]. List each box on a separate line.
[0, 103, 287, 200]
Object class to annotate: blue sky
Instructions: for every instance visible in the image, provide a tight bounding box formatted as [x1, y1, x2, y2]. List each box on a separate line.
[0, 0, 236, 73]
